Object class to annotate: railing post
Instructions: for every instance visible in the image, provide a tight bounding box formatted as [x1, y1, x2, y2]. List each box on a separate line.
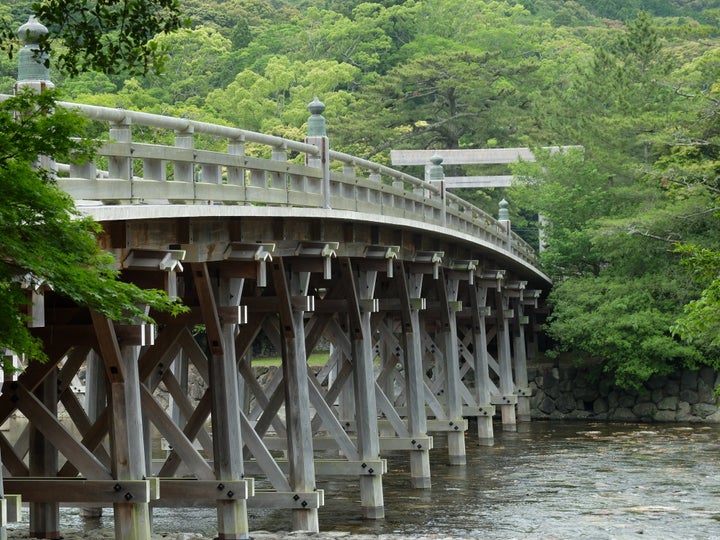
[227, 137, 246, 200]
[109, 119, 132, 180]
[15, 16, 53, 94]
[174, 127, 194, 175]
[498, 199, 512, 251]
[15, 17, 56, 182]
[305, 97, 331, 209]
[428, 155, 446, 226]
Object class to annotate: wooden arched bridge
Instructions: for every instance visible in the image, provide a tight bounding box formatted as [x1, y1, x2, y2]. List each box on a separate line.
[1, 25, 551, 537]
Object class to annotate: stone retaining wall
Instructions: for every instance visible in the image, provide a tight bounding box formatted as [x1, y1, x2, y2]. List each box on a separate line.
[528, 364, 720, 422]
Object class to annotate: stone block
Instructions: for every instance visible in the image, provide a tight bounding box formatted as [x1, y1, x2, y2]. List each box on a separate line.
[607, 390, 620, 409]
[698, 367, 716, 388]
[530, 389, 545, 410]
[556, 393, 577, 414]
[679, 389, 699, 405]
[697, 379, 717, 404]
[593, 398, 609, 415]
[691, 403, 719, 418]
[680, 370, 698, 391]
[677, 401, 692, 422]
[657, 396, 678, 411]
[614, 407, 637, 421]
[573, 386, 599, 402]
[598, 378, 613, 397]
[545, 381, 560, 399]
[645, 375, 667, 391]
[653, 410, 677, 422]
[665, 380, 680, 395]
[618, 394, 637, 408]
[632, 402, 657, 419]
[538, 396, 555, 415]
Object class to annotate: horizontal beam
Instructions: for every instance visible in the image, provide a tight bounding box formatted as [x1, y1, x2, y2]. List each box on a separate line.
[443, 176, 513, 188]
[250, 490, 324, 510]
[390, 146, 582, 166]
[4, 479, 155, 504]
[258, 436, 433, 452]
[244, 459, 387, 477]
[157, 478, 253, 501]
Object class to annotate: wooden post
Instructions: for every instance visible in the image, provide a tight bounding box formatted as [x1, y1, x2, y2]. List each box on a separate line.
[513, 298, 531, 422]
[437, 271, 466, 465]
[80, 351, 106, 519]
[0, 449, 5, 540]
[470, 284, 494, 445]
[91, 312, 152, 540]
[395, 261, 431, 488]
[273, 259, 319, 531]
[341, 260, 384, 518]
[28, 369, 59, 539]
[495, 292, 517, 431]
[191, 264, 250, 539]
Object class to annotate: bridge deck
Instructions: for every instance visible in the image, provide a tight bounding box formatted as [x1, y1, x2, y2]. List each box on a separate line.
[1, 98, 551, 539]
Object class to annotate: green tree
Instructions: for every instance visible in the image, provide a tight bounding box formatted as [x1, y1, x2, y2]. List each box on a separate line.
[0, 90, 184, 360]
[511, 14, 720, 387]
[343, 49, 539, 159]
[0, 1, 187, 361]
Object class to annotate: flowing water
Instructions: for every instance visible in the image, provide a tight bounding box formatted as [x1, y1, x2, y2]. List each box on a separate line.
[7, 421, 720, 539]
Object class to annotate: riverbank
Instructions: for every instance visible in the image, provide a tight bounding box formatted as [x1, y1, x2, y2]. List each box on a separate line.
[528, 364, 720, 422]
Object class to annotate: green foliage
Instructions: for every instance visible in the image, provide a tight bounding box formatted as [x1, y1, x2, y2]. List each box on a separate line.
[0, 90, 185, 360]
[8, 0, 190, 76]
[546, 274, 706, 389]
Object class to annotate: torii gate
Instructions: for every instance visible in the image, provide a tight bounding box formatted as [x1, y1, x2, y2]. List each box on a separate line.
[390, 147, 583, 187]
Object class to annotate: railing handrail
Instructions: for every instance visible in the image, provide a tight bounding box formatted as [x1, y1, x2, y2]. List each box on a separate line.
[2, 94, 541, 269]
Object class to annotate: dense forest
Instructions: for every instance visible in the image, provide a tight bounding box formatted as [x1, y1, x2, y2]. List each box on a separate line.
[2, 0, 720, 388]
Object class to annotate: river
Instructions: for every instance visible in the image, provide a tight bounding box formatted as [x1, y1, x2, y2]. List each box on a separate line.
[7, 420, 720, 539]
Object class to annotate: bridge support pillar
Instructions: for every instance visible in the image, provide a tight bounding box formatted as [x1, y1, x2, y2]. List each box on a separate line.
[92, 312, 152, 540]
[343, 260, 385, 518]
[396, 262, 431, 488]
[512, 297, 531, 423]
[190, 264, 250, 539]
[80, 352, 106, 519]
[211, 276, 250, 539]
[437, 271, 466, 465]
[28, 369, 59, 539]
[495, 292, 517, 432]
[275, 261, 319, 532]
[470, 284, 494, 445]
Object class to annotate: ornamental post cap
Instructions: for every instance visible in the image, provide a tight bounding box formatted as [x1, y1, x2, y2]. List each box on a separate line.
[308, 96, 326, 115]
[17, 16, 48, 45]
[428, 154, 444, 181]
[307, 96, 327, 137]
[498, 198, 510, 220]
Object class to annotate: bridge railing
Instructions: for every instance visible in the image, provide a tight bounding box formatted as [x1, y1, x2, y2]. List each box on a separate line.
[5, 95, 537, 265]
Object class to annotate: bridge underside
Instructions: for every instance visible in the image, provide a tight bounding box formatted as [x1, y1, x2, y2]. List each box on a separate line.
[1, 214, 546, 539]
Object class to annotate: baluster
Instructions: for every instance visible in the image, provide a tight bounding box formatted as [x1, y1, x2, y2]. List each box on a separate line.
[270, 145, 288, 193]
[172, 126, 195, 203]
[108, 119, 132, 203]
[368, 170, 381, 208]
[226, 137, 246, 203]
[342, 162, 357, 210]
[69, 161, 96, 181]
